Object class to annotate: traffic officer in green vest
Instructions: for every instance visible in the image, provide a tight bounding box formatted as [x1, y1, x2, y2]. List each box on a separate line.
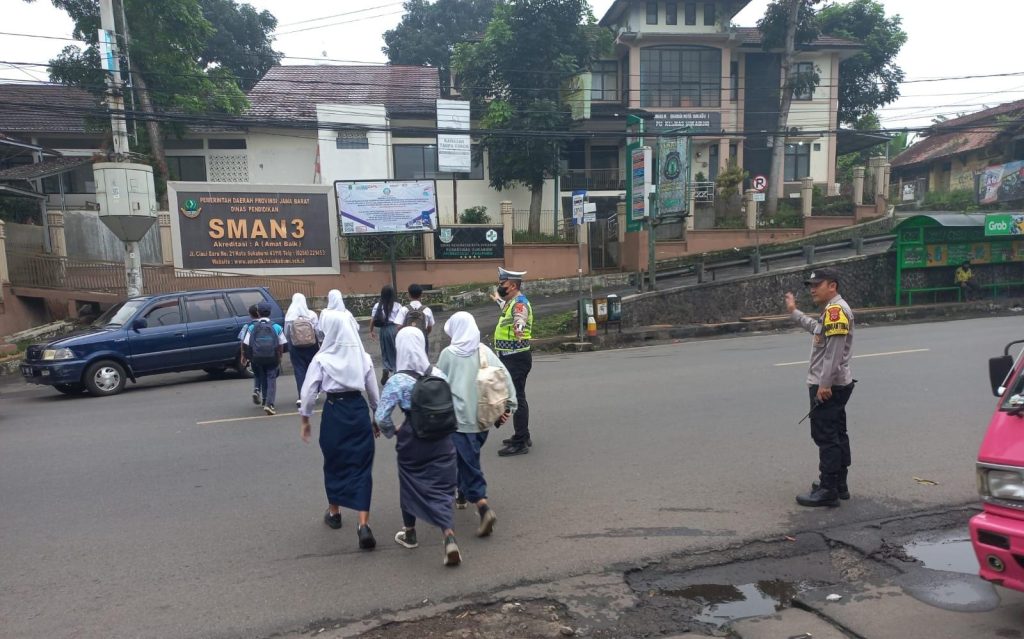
[490, 267, 534, 457]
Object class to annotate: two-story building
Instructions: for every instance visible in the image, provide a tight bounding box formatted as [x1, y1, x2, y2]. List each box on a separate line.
[565, 0, 860, 225]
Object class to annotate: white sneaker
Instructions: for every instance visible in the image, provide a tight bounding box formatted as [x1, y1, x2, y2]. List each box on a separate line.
[443, 535, 461, 566]
[296, 399, 301, 409]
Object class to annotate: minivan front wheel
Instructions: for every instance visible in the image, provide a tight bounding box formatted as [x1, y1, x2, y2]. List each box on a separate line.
[84, 360, 127, 397]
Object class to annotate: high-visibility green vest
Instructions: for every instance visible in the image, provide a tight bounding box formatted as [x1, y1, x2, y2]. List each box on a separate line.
[494, 293, 533, 353]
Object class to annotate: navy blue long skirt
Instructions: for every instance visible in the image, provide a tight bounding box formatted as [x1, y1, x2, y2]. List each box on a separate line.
[289, 344, 318, 394]
[395, 425, 456, 530]
[379, 323, 399, 372]
[319, 393, 374, 512]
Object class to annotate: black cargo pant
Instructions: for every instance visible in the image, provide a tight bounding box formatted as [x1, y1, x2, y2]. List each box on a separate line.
[808, 382, 855, 488]
[499, 349, 532, 443]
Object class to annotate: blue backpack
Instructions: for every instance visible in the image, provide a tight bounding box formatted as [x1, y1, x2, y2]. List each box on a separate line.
[250, 321, 279, 365]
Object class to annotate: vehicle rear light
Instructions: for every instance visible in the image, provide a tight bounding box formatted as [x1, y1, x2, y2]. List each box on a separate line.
[978, 529, 1011, 550]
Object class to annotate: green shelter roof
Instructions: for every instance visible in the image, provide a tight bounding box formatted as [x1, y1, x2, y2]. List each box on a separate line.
[895, 213, 988, 228]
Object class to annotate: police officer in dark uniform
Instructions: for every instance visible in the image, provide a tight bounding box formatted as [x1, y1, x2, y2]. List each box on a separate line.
[785, 268, 856, 507]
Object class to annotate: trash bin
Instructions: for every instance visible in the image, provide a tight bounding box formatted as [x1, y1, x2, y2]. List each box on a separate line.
[594, 297, 608, 324]
[607, 294, 622, 322]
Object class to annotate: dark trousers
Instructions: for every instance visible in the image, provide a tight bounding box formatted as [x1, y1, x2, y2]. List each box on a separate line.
[808, 382, 854, 487]
[499, 350, 532, 442]
[254, 363, 279, 407]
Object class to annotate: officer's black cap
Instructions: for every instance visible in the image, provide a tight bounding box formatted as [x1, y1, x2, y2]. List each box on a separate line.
[804, 268, 841, 285]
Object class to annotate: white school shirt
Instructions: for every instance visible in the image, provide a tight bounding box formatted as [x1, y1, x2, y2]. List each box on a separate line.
[369, 302, 403, 325]
[299, 352, 380, 417]
[394, 300, 435, 329]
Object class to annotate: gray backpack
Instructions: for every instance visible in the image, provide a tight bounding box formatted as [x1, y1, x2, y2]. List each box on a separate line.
[290, 316, 317, 347]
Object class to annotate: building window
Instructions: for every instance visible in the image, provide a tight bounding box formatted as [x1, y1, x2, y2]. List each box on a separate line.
[646, 1, 658, 24]
[591, 61, 619, 101]
[666, 1, 677, 24]
[167, 156, 208, 182]
[730, 61, 739, 102]
[207, 139, 247, 149]
[784, 143, 810, 181]
[684, 2, 697, 25]
[640, 45, 722, 108]
[793, 62, 815, 100]
[394, 144, 484, 180]
[42, 164, 95, 194]
[703, 2, 716, 25]
[336, 130, 369, 149]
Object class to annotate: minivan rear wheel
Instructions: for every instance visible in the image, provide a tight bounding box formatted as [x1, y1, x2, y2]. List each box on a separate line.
[84, 360, 127, 397]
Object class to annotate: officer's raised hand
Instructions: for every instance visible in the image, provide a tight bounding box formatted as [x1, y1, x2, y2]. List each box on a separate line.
[784, 292, 797, 313]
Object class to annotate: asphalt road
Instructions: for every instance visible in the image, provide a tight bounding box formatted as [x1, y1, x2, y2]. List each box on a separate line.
[1, 313, 1014, 639]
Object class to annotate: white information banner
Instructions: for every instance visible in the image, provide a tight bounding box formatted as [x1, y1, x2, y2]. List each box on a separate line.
[336, 180, 438, 234]
[437, 99, 471, 173]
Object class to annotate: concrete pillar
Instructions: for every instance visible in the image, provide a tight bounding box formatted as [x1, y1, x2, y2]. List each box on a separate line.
[801, 177, 814, 217]
[616, 201, 627, 244]
[158, 212, 173, 265]
[745, 189, 757, 230]
[337, 235, 349, 261]
[422, 230, 435, 260]
[46, 211, 67, 257]
[852, 167, 866, 205]
[803, 244, 816, 264]
[500, 200, 513, 246]
[0, 220, 8, 284]
[873, 160, 886, 202]
[852, 236, 864, 255]
[718, 138, 730, 174]
[883, 163, 892, 199]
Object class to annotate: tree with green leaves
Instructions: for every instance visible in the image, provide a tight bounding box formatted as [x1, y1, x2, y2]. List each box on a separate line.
[452, 0, 607, 234]
[382, 0, 497, 97]
[818, 0, 906, 127]
[758, 0, 822, 216]
[30, 0, 279, 205]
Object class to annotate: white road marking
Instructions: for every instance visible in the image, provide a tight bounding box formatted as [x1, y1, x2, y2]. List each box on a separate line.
[197, 409, 320, 425]
[774, 348, 930, 367]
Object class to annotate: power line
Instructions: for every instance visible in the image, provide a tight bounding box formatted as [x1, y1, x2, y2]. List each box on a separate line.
[275, 3, 404, 28]
[274, 9, 406, 36]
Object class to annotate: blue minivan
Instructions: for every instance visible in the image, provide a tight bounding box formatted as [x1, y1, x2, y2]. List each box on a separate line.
[20, 287, 284, 397]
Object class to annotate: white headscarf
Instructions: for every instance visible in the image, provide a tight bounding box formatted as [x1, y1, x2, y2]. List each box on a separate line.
[285, 293, 316, 322]
[313, 309, 370, 390]
[444, 311, 480, 357]
[326, 289, 346, 312]
[396, 326, 431, 375]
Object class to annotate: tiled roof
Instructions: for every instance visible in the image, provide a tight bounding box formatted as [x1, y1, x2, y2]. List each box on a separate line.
[0, 155, 94, 181]
[891, 100, 1024, 168]
[733, 27, 860, 49]
[0, 84, 99, 133]
[246, 65, 440, 121]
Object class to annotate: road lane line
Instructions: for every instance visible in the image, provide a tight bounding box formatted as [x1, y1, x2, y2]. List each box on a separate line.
[774, 348, 930, 367]
[197, 409, 321, 425]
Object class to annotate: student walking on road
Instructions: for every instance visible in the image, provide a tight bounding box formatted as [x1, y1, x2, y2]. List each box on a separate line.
[284, 293, 320, 409]
[299, 311, 380, 550]
[375, 327, 463, 566]
[436, 312, 516, 537]
[323, 289, 361, 335]
[369, 285, 402, 386]
[396, 283, 435, 353]
[243, 303, 286, 415]
[785, 268, 856, 508]
[238, 304, 261, 405]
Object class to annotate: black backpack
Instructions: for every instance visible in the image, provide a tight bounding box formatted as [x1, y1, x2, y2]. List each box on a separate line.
[250, 321, 279, 366]
[400, 369, 457, 440]
[403, 305, 426, 331]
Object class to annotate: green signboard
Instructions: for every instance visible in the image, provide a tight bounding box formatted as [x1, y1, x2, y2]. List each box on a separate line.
[984, 213, 1024, 237]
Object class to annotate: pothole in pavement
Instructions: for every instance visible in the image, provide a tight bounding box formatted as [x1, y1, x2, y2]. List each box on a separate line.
[660, 579, 814, 628]
[894, 527, 1000, 613]
[903, 531, 978, 575]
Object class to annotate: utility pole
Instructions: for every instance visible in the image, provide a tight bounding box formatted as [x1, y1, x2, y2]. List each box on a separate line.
[96, 0, 156, 298]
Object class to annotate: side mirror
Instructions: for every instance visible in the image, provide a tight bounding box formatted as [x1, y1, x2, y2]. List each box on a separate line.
[989, 355, 1013, 397]
[132, 318, 148, 331]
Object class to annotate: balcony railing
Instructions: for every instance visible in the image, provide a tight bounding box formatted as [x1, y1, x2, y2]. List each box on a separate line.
[562, 169, 625, 192]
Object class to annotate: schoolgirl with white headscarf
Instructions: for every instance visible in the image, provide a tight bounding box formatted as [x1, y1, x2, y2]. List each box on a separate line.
[299, 311, 380, 551]
[375, 327, 463, 566]
[285, 293, 321, 407]
[321, 288, 361, 337]
[436, 312, 516, 538]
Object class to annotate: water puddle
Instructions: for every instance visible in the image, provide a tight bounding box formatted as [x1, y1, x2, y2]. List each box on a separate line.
[904, 534, 979, 575]
[663, 580, 808, 626]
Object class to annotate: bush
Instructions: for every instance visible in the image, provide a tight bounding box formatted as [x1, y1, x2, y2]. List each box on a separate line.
[919, 189, 976, 211]
[459, 205, 490, 224]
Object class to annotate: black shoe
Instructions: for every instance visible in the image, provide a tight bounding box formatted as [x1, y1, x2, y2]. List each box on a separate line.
[501, 437, 532, 447]
[455, 494, 469, 510]
[796, 486, 840, 508]
[498, 442, 530, 457]
[358, 525, 376, 550]
[812, 480, 850, 500]
[323, 510, 341, 529]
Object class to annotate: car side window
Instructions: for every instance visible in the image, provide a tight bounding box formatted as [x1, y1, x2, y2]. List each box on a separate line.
[227, 290, 266, 317]
[185, 296, 228, 323]
[144, 299, 183, 327]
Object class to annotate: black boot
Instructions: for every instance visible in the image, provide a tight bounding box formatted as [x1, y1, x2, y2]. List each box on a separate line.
[812, 479, 850, 500]
[797, 475, 840, 507]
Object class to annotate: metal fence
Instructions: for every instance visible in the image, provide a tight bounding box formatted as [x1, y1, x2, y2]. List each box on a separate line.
[8, 252, 314, 299]
[511, 210, 577, 244]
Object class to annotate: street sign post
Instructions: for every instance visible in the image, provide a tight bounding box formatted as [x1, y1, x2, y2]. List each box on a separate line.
[752, 174, 768, 192]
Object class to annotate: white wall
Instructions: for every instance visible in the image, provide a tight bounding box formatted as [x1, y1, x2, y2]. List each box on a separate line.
[246, 129, 316, 184]
[317, 104, 392, 183]
[787, 52, 837, 184]
[625, 1, 724, 34]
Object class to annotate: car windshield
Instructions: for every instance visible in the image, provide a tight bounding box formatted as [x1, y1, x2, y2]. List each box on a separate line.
[92, 300, 146, 328]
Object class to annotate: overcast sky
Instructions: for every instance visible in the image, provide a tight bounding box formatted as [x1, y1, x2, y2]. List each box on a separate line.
[3, 0, 1022, 131]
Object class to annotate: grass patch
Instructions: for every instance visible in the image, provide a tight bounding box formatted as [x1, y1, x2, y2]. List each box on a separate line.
[532, 310, 576, 339]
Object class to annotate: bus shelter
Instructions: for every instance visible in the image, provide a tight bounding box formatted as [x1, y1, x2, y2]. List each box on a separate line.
[894, 213, 1024, 305]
